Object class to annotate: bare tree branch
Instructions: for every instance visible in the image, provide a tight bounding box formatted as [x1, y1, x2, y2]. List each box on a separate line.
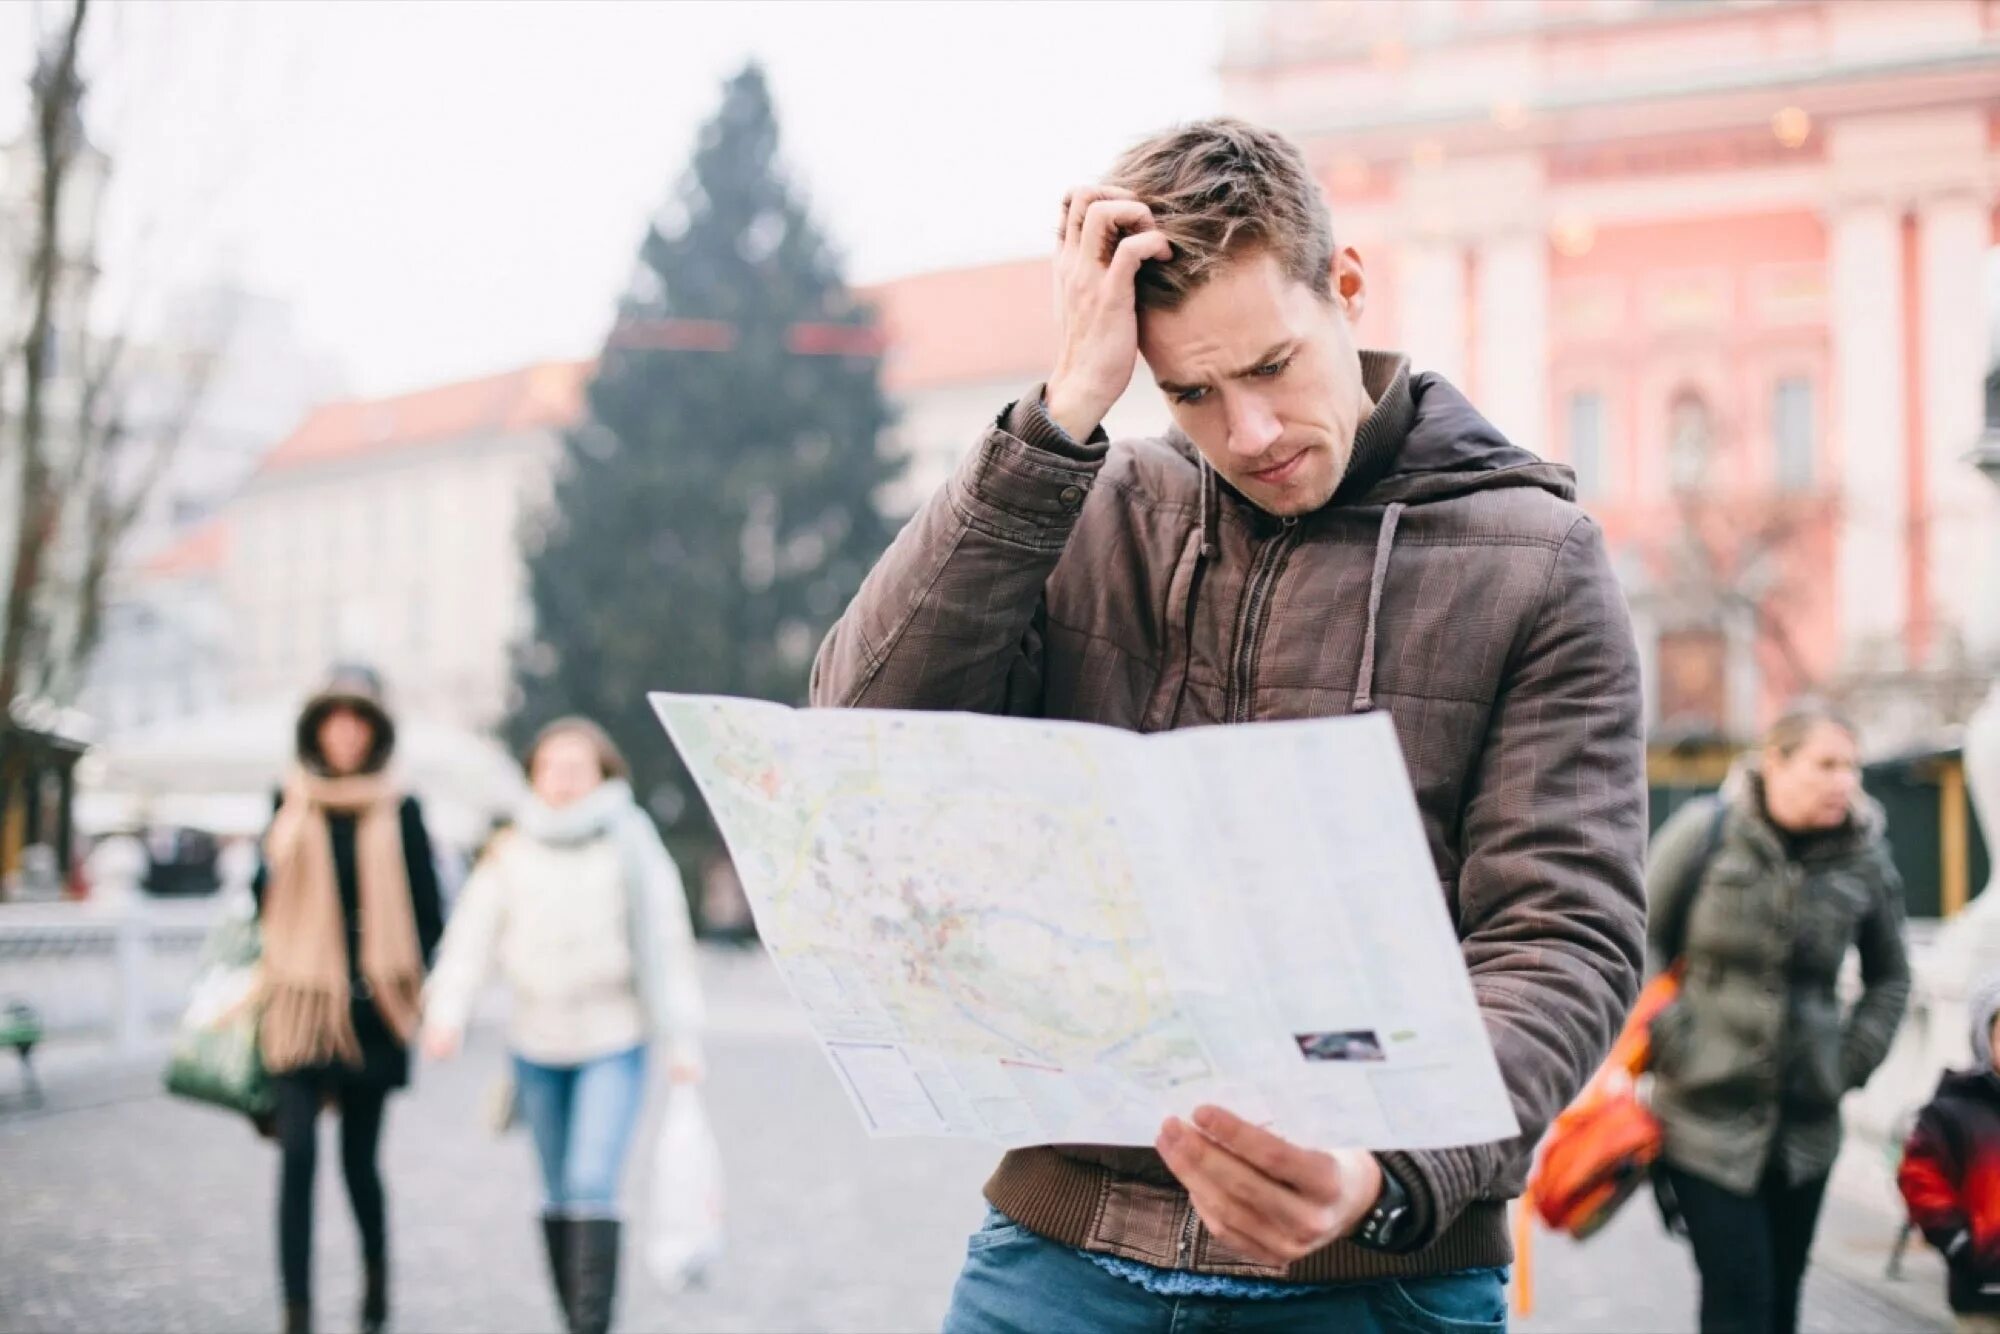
[2, 0, 239, 713]
[1665, 477, 1838, 720]
[51, 337, 224, 697]
[1, 0, 90, 712]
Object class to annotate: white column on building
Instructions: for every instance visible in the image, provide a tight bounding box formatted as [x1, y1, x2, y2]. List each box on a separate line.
[1726, 602, 1761, 741]
[1828, 198, 1908, 670]
[1473, 229, 1550, 451]
[1400, 237, 1468, 387]
[1917, 190, 1998, 664]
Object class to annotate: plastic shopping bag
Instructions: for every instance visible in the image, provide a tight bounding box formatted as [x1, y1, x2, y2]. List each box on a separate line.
[644, 1087, 725, 1293]
[162, 897, 274, 1119]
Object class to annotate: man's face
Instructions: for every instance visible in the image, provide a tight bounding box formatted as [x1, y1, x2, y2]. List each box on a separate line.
[1137, 248, 1371, 518]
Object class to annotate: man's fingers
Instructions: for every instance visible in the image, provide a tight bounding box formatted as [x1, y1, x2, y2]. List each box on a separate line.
[1080, 198, 1156, 263]
[1191, 1105, 1343, 1198]
[1060, 188, 1102, 243]
[1107, 229, 1173, 285]
[1157, 1118, 1331, 1253]
[1182, 1181, 1294, 1267]
[1060, 184, 1136, 244]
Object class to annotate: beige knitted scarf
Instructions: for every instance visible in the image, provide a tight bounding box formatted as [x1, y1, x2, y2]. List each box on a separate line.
[258, 769, 423, 1073]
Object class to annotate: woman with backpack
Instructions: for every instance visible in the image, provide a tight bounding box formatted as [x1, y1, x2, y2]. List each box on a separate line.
[256, 665, 446, 1334]
[1646, 699, 1911, 1334]
[420, 717, 705, 1334]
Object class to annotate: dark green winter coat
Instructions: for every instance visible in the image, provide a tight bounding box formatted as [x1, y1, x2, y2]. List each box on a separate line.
[1646, 766, 1911, 1194]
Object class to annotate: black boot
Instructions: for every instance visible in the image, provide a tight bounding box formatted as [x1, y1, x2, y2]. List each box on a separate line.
[564, 1217, 620, 1334]
[541, 1212, 573, 1328]
[282, 1302, 312, 1334]
[359, 1257, 387, 1334]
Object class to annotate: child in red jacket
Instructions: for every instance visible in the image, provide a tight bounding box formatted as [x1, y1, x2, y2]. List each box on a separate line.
[1901, 973, 2000, 1332]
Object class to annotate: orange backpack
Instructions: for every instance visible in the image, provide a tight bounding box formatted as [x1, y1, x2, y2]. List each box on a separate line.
[1525, 796, 1726, 1241]
[1524, 965, 1680, 1238]
[1512, 799, 1728, 1316]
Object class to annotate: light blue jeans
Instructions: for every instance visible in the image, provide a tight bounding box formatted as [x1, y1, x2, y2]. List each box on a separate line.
[512, 1044, 648, 1214]
[942, 1208, 1508, 1333]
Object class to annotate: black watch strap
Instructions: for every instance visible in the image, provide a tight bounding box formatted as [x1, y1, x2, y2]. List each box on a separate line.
[1352, 1161, 1416, 1252]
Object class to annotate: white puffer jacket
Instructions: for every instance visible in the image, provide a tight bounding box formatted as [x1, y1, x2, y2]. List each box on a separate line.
[424, 781, 704, 1067]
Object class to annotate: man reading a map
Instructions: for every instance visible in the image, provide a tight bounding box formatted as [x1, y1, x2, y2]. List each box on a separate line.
[812, 118, 1646, 1330]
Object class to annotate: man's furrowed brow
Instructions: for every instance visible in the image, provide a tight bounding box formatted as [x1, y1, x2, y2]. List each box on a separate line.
[1156, 343, 1298, 397]
[1230, 341, 1297, 378]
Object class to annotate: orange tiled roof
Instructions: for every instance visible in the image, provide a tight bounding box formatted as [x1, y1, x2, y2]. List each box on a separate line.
[862, 256, 1055, 394]
[257, 266, 1054, 479]
[143, 518, 229, 579]
[258, 360, 591, 476]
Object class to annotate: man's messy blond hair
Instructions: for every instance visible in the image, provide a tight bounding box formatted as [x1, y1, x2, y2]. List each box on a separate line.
[1105, 118, 1336, 312]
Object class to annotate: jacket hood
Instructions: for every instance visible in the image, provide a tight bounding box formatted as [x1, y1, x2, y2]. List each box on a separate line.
[296, 661, 396, 776]
[1933, 1066, 2000, 1104]
[1971, 969, 2000, 1070]
[1349, 368, 1576, 509]
[1165, 352, 1580, 718]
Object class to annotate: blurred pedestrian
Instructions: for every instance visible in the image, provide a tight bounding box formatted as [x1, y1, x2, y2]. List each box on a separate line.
[1646, 699, 1911, 1334]
[1899, 970, 2000, 1332]
[421, 717, 705, 1334]
[255, 665, 445, 1334]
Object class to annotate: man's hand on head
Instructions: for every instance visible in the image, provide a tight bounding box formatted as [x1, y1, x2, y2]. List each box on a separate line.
[1153, 1104, 1384, 1268]
[1043, 185, 1172, 444]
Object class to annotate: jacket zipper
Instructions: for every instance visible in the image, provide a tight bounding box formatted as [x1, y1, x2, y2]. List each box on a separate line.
[1177, 1200, 1200, 1266]
[1225, 519, 1300, 724]
[1166, 552, 1209, 729]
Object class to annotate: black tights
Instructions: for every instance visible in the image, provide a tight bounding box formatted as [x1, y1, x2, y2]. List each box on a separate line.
[274, 1075, 389, 1306]
[1662, 1162, 1830, 1334]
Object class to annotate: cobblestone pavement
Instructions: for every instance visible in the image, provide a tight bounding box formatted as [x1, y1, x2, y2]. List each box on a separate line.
[1513, 1183, 1947, 1334]
[0, 948, 1952, 1333]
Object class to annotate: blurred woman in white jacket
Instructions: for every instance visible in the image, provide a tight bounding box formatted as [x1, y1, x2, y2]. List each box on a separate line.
[422, 717, 703, 1334]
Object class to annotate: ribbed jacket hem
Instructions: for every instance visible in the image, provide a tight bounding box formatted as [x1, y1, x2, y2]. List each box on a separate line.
[984, 1150, 1512, 1283]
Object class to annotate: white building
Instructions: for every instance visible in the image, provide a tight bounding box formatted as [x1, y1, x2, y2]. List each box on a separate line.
[861, 260, 1170, 515]
[78, 286, 342, 734]
[224, 361, 586, 731]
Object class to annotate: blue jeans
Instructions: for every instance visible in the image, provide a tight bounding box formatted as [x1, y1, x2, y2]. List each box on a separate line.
[512, 1045, 648, 1214]
[942, 1210, 1508, 1333]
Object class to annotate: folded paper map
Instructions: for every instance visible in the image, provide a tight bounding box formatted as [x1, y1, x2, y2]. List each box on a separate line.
[652, 694, 1519, 1152]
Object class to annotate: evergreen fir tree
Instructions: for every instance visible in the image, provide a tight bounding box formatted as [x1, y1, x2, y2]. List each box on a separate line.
[511, 64, 902, 897]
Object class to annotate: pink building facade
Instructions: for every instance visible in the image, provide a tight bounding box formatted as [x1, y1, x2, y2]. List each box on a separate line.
[1220, 0, 2000, 744]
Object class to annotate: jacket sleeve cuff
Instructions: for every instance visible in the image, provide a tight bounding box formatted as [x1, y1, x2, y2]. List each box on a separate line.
[1841, 1034, 1887, 1090]
[946, 389, 1110, 550]
[1001, 386, 1110, 463]
[1376, 1148, 1466, 1251]
[419, 979, 472, 1036]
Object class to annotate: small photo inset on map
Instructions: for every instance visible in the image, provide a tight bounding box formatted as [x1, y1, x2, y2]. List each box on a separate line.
[1293, 1029, 1387, 1063]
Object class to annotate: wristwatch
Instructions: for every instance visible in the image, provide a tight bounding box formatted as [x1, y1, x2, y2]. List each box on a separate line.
[1352, 1160, 1418, 1252]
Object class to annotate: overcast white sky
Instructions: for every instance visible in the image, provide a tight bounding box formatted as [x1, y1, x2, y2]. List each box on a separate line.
[2, 0, 1223, 397]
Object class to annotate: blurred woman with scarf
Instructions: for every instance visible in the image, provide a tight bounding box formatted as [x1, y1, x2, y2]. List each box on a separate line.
[256, 665, 444, 1334]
